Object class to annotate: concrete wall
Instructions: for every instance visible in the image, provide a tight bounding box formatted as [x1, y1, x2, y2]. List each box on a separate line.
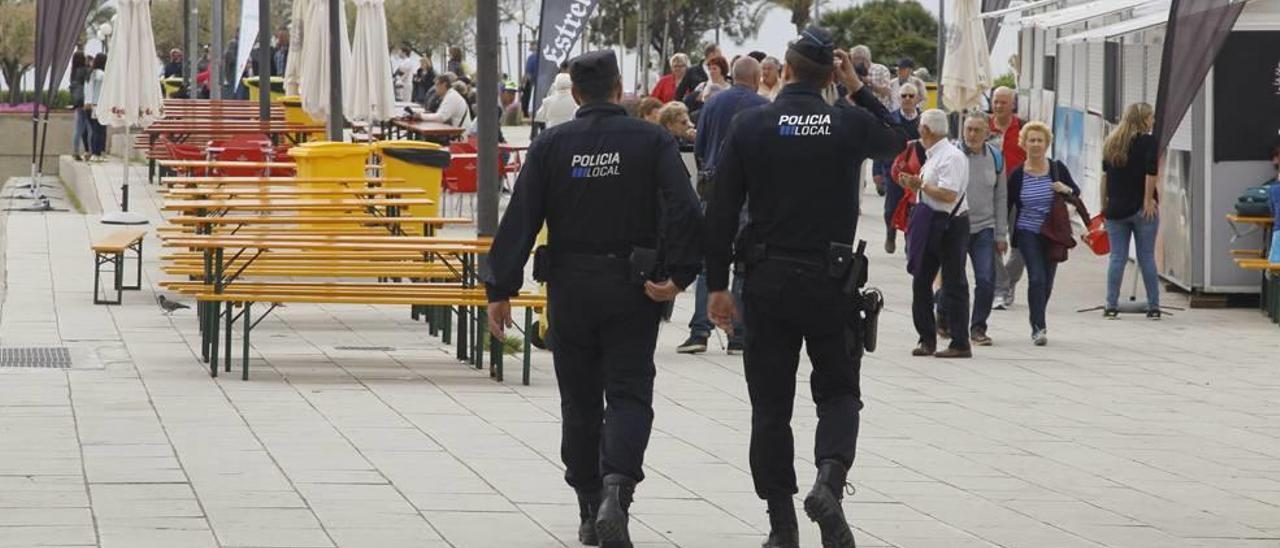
[0, 111, 77, 181]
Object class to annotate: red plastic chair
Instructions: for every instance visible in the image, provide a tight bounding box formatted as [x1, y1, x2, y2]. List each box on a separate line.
[164, 141, 210, 176]
[212, 146, 269, 177]
[442, 154, 479, 218]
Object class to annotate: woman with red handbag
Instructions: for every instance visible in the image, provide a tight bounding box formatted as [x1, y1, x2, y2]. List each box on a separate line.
[1100, 103, 1161, 320]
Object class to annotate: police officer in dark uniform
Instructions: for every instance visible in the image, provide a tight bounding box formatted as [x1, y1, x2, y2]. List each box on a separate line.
[704, 27, 905, 548]
[482, 50, 702, 548]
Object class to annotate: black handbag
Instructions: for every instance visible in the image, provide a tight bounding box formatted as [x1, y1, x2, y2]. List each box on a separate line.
[1236, 185, 1273, 217]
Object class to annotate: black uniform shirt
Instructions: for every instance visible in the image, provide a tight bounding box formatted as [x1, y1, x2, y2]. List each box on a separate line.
[704, 82, 905, 292]
[483, 102, 703, 302]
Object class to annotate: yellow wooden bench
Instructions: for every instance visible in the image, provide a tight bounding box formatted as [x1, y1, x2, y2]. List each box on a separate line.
[91, 229, 147, 304]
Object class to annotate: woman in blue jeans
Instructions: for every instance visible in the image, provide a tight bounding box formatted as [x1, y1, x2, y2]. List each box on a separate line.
[1007, 122, 1080, 346]
[1101, 103, 1161, 319]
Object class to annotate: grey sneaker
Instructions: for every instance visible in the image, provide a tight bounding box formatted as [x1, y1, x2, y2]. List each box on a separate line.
[1032, 329, 1048, 346]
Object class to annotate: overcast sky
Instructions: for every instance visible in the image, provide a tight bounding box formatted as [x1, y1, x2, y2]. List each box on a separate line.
[499, 0, 1020, 90]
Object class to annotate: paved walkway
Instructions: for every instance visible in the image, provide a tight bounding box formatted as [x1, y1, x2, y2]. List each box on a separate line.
[0, 158, 1277, 548]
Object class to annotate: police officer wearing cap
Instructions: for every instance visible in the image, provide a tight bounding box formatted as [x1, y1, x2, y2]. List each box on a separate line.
[483, 50, 702, 548]
[704, 27, 905, 548]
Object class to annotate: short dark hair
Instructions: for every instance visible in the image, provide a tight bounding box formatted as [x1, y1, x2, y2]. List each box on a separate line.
[747, 51, 767, 63]
[784, 49, 830, 86]
[703, 43, 719, 56]
[574, 74, 619, 104]
[434, 75, 451, 86]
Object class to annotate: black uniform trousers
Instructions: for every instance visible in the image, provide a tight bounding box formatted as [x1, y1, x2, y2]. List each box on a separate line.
[547, 257, 662, 494]
[912, 213, 971, 349]
[741, 258, 864, 500]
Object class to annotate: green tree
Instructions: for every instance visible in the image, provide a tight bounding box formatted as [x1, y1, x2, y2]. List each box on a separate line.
[818, 0, 938, 73]
[0, 0, 36, 104]
[588, 0, 763, 68]
[385, 0, 475, 58]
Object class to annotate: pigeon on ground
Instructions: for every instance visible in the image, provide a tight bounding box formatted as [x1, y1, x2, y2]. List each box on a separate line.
[158, 295, 191, 314]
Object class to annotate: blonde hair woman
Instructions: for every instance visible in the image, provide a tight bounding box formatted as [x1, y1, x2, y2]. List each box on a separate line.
[657, 101, 695, 143]
[1100, 102, 1161, 319]
[1006, 121, 1080, 345]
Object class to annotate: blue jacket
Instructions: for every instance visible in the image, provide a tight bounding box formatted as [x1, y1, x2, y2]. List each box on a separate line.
[1269, 180, 1280, 224]
[695, 83, 769, 173]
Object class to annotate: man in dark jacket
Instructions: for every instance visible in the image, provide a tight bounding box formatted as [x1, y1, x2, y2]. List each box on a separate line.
[677, 56, 768, 356]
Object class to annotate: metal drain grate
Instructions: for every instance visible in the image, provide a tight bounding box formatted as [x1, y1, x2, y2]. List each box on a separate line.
[0, 347, 72, 369]
[334, 346, 397, 352]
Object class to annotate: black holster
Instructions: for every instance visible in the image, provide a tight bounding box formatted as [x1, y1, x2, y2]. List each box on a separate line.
[831, 241, 882, 356]
[532, 245, 551, 283]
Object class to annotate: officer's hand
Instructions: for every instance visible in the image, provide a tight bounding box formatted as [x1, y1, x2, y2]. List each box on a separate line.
[997, 241, 1008, 255]
[708, 291, 739, 336]
[487, 300, 513, 338]
[832, 49, 863, 94]
[644, 279, 681, 302]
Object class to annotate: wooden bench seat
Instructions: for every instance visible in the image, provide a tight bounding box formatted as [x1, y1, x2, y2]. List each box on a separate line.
[91, 230, 147, 304]
[193, 284, 544, 382]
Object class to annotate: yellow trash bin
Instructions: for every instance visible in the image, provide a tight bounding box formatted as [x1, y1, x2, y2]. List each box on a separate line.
[243, 76, 286, 102]
[372, 141, 451, 235]
[289, 142, 373, 224]
[282, 95, 326, 141]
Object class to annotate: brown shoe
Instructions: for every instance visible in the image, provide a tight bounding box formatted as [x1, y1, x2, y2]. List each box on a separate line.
[970, 328, 992, 346]
[935, 347, 973, 358]
[911, 343, 936, 357]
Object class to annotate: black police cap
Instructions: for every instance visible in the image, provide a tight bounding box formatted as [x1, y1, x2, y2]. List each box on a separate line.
[569, 50, 621, 89]
[788, 26, 835, 67]
[898, 57, 916, 69]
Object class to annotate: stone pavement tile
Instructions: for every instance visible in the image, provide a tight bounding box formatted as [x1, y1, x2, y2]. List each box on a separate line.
[88, 484, 204, 519]
[97, 519, 218, 548]
[404, 492, 517, 513]
[421, 510, 562, 547]
[1071, 524, 1201, 548]
[205, 507, 334, 548]
[0, 507, 93, 527]
[363, 450, 494, 495]
[462, 457, 567, 504]
[0, 475, 88, 509]
[0, 525, 96, 548]
[325, 527, 451, 548]
[518, 502, 671, 546]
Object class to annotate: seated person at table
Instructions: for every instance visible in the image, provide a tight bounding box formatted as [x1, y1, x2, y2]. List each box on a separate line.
[415, 75, 471, 128]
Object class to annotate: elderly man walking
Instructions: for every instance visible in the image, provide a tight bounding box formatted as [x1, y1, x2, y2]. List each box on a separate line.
[989, 87, 1026, 309]
[899, 109, 972, 358]
[678, 56, 768, 355]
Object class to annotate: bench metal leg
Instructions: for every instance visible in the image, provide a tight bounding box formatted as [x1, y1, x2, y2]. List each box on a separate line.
[121, 240, 143, 291]
[523, 307, 532, 386]
[93, 252, 124, 305]
[242, 301, 252, 380]
[442, 306, 452, 344]
[474, 307, 486, 370]
[209, 301, 221, 377]
[224, 303, 234, 373]
[491, 334, 503, 382]
[456, 305, 467, 361]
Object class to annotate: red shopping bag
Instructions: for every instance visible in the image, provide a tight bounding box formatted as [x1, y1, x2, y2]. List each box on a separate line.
[1085, 214, 1110, 255]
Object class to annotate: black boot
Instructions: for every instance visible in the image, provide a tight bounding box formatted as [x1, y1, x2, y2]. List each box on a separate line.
[577, 491, 601, 546]
[803, 459, 857, 548]
[595, 474, 635, 548]
[761, 497, 800, 548]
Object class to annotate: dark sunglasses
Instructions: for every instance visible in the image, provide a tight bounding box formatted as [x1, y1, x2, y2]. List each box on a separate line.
[900, 94, 916, 98]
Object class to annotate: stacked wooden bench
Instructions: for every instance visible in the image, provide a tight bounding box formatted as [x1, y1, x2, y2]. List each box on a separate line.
[158, 171, 546, 384]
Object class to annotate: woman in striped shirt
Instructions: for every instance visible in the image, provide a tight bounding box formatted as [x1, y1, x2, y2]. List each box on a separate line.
[1006, 122, 1080, 346]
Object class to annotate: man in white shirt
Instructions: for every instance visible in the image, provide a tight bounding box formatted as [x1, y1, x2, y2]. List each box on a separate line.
[417, 75, 471, 128]
[898, 109, 972, 358]
[758, 56, 783, 101]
